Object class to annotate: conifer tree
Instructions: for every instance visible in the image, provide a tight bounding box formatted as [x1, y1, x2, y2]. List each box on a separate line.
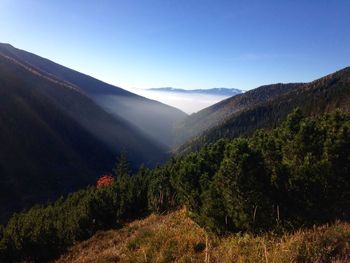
[113, 151, 130, 177]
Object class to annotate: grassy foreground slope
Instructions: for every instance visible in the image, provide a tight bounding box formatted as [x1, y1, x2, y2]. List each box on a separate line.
[56, 209, 350, 263]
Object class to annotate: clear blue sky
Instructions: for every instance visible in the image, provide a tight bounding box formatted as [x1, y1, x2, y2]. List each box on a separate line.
[1, 0, 349, 91]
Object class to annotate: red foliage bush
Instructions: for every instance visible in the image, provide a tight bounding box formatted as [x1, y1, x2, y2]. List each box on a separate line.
[96, 174, 114, 188]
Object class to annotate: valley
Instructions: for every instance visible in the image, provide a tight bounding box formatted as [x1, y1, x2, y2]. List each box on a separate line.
[0, 47, 349, 263]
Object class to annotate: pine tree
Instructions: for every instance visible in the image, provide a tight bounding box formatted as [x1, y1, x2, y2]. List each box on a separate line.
[112, 151, 130, 177]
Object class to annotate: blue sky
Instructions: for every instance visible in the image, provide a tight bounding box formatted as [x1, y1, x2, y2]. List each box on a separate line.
[0, 0, 349, 91]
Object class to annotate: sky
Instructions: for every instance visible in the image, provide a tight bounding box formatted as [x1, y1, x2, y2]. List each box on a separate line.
[0, 0, 350, 93]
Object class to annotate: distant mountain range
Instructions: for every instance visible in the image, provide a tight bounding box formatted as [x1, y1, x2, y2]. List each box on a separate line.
[148, 87, 243, 96]
[0, 43, 186, 222]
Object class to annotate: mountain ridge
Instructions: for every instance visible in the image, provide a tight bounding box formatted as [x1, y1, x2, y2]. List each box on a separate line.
[149, 87, 243, 96]
[174, 82, 303, 146]
[0, 44, 172, 222]
[0, 43, 187, 148]
[176, 67, 350, 154]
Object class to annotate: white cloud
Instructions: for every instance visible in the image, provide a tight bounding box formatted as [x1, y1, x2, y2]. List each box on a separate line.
[129, 89, 230, 114]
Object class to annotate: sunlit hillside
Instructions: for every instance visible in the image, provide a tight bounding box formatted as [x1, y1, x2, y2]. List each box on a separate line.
[56, 209, 350, 263]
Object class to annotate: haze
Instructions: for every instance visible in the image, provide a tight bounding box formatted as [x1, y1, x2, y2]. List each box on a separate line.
[129, 89, 231, 114]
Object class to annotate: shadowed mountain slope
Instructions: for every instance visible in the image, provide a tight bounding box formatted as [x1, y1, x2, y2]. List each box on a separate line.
[0, 47, 167, 222]
[0, 43, 187, 148]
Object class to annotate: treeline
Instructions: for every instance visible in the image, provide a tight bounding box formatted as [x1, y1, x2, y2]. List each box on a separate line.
[0, 155, 150, 262]
[177, 67, 350, 154]
[1, 109, 350, 262]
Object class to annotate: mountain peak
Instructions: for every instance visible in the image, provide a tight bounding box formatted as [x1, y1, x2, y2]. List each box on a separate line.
[0, 43, 14, 48]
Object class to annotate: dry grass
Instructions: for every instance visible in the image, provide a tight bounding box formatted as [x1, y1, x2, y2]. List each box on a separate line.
[212, 223, 350, 263]
[54, 209, 350, 263]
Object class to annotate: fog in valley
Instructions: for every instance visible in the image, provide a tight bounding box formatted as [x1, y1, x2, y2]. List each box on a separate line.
[128, 88, 232, 114]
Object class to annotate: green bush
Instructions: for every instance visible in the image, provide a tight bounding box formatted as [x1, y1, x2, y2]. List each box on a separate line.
[1, 109, 350, 261]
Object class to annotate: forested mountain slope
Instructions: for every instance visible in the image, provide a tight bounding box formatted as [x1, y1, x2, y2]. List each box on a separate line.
[177, 67, 350, 154]
[175, 83, 303, 146]
[0, 49, 166, 222]
[1, 110, 349, 262]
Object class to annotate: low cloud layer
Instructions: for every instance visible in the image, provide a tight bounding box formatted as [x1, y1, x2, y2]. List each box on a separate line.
[130, 89, 230, 114]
